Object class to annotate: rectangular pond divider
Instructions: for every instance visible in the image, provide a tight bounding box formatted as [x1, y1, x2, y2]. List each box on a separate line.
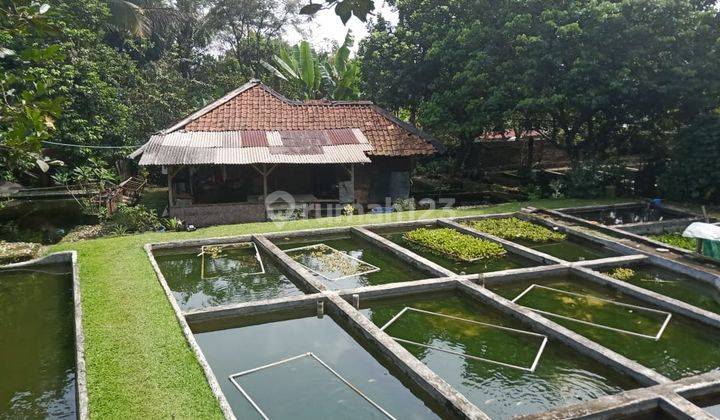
[142, 211, 720, 419]
[512, 284, 673, 340]
[283, 243, 381, 281]
[200, 242, 265, 279]
[229, 352, 396, 420]
[379, 307, 548, 372]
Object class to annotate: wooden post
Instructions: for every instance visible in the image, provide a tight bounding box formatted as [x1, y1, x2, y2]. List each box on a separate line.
[262, 164, 268, 199]
[167, 167, 174, 208]
[350, 163, 356, 203]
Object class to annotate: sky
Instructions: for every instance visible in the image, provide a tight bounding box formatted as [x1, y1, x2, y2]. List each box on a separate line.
[286, 1, 399, 54]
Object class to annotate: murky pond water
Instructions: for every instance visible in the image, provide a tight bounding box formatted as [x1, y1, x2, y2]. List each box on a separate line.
[273, 233, 432, 289]
[490, 274, 720, 379]
[0, 263, 77, 418]
[192, 310, 442, 419]
[360, 291, 637, 419]
[153, 245, 305, 311]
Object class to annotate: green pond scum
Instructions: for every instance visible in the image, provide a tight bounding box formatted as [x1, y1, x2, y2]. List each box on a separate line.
[192, 311, 441, 419]
[0, 264, 77, 419]
[153, 246, 305, 311]
[490, 275, 720, 380]
[601, 264, 720, 314]
[273, 233, 431, 289]
[360, 292, 637, 419]
[377, 226, 539, 274]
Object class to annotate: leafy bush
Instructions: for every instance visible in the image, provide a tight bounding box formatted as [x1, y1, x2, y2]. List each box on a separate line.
[648, 233, 696, 251]
[565, 162, 605, 198]
[107, 204, 161, 233]
[608, 267, 635, 281]
[466, 217, 566, 243]
[661, 115, 720, 204]
[403, 228, 506, 261]
[163, 217, 184, 232]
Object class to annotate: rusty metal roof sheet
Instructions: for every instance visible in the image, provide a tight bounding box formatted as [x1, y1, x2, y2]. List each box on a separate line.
[137, 129, 372, 166]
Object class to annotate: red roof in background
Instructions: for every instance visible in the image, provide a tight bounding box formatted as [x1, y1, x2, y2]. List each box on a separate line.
[166, 81, 439, 156]
[479, 129, 542, 141]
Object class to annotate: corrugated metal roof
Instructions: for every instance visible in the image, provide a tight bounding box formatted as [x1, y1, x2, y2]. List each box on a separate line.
[137, 130, 372, 166]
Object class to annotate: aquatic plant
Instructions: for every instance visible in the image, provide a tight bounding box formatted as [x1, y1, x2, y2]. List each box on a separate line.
[648, 233, 696, 251]
[467, 217, 566, 243]
[608, 267, 635, 281]
[403, 228, 506, 262]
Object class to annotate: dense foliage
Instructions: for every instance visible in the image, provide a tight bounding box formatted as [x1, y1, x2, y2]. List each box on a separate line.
[466, 217, 566, 243]
[359, 0, 720, 184]
[403, 227, 507, 261]
[608, 267, 635, 281]
[661, 116, 720, 204]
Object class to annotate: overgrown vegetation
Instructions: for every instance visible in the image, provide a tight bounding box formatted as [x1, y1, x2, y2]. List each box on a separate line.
[648, 233, 697, 251]
[403, 227, 506, 261]
[466, 217, 566, 243]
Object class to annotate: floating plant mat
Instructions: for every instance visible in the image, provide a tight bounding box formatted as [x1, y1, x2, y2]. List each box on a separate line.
[465, 217, 566, 243]
[402, 228, 506, 262]
[512, 284, 672, 340]
[229, 352, 395, 420]
[284, 243, 380, 281]
[200, 242, 265, 279]
[380, 307, 547, 372]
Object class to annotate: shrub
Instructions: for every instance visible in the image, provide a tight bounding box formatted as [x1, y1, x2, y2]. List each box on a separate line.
[403, 228, 506, 261]
[466, 217, 566, 243]
[163, 217, 184, 232]
[648, 233, 696, 251]
[608, 267, 635, 281]
[107, 204, 161, 233]
[661, 115, 720, 204]
[565, 162, 605, 198]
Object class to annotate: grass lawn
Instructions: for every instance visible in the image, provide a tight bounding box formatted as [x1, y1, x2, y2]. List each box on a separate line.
[47, 197, 627, 419]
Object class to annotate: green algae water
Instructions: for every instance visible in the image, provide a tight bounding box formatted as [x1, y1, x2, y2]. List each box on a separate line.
[274, 233, 431, 289]
[377, 226, 539, 274]
[0, 264, 77, 418]
[192, 310, 441, 419]
[490, 274, 720, 379]
[361, 292, 637, 419]
[513, 235, 618, 262]
[153, 245, 305, 311]
[602, 264, 720, 314]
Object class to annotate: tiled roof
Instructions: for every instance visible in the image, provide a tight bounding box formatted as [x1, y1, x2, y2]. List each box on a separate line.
[162, 80, 440, 157]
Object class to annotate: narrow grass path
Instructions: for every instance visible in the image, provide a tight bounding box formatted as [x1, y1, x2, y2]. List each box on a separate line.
[48, 198, 624, 419]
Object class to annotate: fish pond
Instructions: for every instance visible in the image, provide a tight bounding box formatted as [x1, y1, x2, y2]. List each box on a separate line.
[153, 243, 305, 311]
[602, 264, 720, 314]
[0, 263, 77, 418]
[563, 204, 689, 226]
[191, 309, 442, 419]
[490, 274, 720, 379]
[374, 225, 540, 275]
[359, 291, 638, 419]
[273, 233, 432, 289]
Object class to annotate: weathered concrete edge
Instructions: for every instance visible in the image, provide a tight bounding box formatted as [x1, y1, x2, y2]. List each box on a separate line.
[351, 226, 456, 277]
[252, 234, 327, 293]
[143, 244, 236, 420]
[336, 276, 459, 301]
[480, 264, 569, 286]
[572, 254, 648, 269]
[439, 218, 565, 265]
[2, 252, 90, 420]
[324, 292, 490, 420]
[185, 293, 324, 324]
[659, 393, 715, 419]
[572, 266, 720, 329]
[457, 279, 670, 385]
[69, 251, 89, 420]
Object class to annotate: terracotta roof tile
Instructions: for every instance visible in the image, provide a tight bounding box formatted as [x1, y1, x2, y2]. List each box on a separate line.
[178, 83, 439, 156]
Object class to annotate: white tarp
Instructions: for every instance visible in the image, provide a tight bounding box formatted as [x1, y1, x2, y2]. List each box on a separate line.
[682, 222, 720, 241]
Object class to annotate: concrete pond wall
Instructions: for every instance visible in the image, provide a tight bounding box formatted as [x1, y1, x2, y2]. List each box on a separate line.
[145, 211, 720, 419]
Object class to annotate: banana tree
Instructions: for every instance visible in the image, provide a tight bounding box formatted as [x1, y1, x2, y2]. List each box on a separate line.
[319, 31, 360, 100]
[262, 41, 323, 100]
[262, 32, 360, 100]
